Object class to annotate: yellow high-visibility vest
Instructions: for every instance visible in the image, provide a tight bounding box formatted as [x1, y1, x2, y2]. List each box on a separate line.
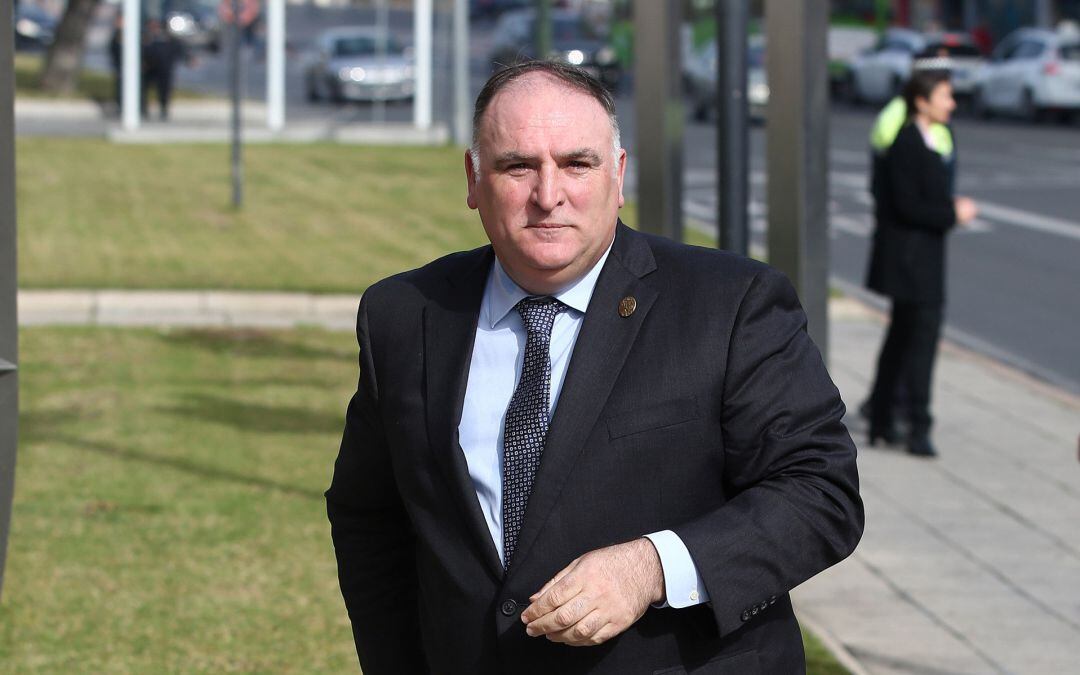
[869, 96, 953, 157]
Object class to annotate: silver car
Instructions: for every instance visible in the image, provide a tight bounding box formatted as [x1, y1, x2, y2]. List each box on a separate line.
[973, 27, 1080, 121]
[304, 28, 415, 103]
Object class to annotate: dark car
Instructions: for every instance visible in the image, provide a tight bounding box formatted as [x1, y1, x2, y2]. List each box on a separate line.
[14, 4, 58, 51]
[489, 9, 621, 91]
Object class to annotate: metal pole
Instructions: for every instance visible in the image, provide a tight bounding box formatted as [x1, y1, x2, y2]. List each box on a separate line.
[716, 0, 749, 256]
[122, 0, 140, 130]
[765, 0, 830, 356]
[0, 0, 20, 601]
[632, 0, 682, 241]
[452, 0, 470, 145]
[535, 0, 552, 60]
[230, 0, 243, 208]
[266, 0, 285, 132]
[1035, 0, 1054, 28]
[962, 0, 978, 31]
[374, 0, 389, 124]
[413, 0, 433, 130]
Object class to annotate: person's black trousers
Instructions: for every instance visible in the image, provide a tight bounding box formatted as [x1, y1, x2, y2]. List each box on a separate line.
[870, 301, 943, 437]
[151, 70, 174, 118]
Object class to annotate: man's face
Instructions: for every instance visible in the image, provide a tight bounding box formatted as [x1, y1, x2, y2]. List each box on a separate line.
[466, 74, 626, 295]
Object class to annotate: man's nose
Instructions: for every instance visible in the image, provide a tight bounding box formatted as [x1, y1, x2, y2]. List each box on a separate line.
[531, 165, 564, 212]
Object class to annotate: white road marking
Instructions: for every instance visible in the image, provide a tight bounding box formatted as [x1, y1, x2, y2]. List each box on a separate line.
[975, 202, 1080, 241]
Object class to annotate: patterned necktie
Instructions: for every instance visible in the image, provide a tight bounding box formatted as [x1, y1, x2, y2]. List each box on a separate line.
[502, 296, 566, 569]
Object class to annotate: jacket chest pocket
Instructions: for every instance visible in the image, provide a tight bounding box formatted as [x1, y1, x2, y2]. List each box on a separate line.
[606, 396, 701, 441]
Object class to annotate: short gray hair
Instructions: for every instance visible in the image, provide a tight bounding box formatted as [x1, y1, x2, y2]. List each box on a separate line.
[469, 61, 622, 177]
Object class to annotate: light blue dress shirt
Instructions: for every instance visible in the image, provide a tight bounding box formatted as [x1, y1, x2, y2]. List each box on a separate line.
[457, 241, 710, 609]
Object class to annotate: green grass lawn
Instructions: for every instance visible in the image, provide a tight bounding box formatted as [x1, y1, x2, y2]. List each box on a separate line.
[1, 327, 849, 673]
[17, 140, 492, 293]
[15, 139, 669, 293]
[2, 326, 360, 673]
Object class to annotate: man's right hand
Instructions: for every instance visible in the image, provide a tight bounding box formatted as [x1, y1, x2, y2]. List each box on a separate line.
[955, 196, 978, 225]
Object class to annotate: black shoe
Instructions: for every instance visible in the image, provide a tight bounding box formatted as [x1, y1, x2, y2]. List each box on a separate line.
[868, 424, 900, 446]
[907, 435, 938, 458]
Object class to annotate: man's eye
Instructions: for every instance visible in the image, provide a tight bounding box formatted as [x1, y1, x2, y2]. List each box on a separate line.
[569, 161, 591, 170]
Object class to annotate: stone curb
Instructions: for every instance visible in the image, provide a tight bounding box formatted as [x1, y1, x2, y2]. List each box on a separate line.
[17, 289, 359, 332]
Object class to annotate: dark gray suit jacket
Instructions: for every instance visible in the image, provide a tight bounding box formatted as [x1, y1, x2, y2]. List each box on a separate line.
[327, 223, 863, 674]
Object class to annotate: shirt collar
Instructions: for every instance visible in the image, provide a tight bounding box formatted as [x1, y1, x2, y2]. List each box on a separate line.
[484, 234, 615, 329]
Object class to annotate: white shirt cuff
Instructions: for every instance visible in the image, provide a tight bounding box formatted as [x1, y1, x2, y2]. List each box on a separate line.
[643, 530, 710, 609]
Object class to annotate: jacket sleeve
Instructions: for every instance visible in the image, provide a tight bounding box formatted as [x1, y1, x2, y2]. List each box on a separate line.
[888, 127, 957, 231]
[673, 267, 864, 638]
[326, 293, 429, 674]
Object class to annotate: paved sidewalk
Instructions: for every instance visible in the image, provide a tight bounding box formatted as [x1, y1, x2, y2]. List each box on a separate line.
[798, 302, 1080, 675]
[17, 289, 1080, 674]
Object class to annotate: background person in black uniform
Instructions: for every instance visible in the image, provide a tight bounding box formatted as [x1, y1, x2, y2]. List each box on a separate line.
[142, 19, 189, 121]
[865, 69, 978, 457]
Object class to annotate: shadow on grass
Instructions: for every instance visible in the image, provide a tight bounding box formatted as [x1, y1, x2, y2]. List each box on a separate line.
[157, 328, 354, 362]
[158, 392, 345, 434]
[45, 433, 325, 501]
[20, 406, 327, 499]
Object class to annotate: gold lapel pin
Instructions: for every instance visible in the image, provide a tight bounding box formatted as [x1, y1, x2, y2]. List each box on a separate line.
[618, 296, 637, 318]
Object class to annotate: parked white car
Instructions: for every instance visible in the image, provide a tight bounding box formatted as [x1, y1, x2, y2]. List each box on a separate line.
[972, 28, 1080, 121]
[848, 28, 983, 103]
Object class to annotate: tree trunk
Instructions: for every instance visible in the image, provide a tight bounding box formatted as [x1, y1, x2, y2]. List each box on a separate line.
[39, 0, 103, 95]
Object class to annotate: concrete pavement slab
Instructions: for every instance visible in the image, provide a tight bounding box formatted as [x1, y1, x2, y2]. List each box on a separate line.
[15, 290, 96, 325]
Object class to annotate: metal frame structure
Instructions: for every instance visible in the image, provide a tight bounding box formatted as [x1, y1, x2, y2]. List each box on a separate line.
[633, 0, 683, 241]
[1, 0, 20, 601]
[716, 0, 750, 256]
[765, 0, 830, 357]
[122, 0, 289, 132]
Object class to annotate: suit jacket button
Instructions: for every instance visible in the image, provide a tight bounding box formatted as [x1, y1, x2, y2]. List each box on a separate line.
[769, 596, 777, 605]
[741, 610, 750, 622]
[501, 599, 518, 617]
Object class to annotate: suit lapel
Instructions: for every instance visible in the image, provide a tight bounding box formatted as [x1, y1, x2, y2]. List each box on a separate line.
[423, 246, 505, 581]
[510, 225, 659, 572]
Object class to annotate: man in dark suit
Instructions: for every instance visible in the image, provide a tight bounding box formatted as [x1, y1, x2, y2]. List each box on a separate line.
[326, 61, 863, 674]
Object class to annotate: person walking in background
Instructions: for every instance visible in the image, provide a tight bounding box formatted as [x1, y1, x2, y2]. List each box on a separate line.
[108, 12, 125, 113]
[142, 19, 189, 121]
[865, 69, 978, 458]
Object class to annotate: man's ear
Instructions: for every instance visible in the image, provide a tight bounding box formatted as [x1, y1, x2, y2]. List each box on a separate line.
[464, 149, 479, 210]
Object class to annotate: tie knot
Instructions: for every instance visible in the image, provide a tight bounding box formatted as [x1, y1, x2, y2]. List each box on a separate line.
[515, 296, 565, 338]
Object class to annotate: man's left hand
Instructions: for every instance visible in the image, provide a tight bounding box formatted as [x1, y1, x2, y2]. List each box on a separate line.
[520, 538, 665, 647]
